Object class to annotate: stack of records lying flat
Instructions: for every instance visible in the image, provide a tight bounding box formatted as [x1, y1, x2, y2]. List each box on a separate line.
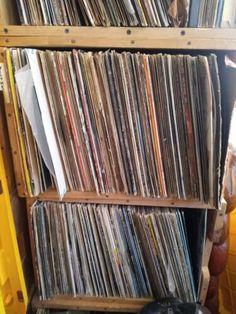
[31, 202, 207, 302]
[7, 48, 222, 207]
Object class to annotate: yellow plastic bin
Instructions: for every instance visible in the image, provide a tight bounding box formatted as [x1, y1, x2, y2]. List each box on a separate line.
[0, 147, 28, 313]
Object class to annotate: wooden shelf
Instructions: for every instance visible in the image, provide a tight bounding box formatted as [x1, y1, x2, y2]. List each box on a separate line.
[32, 294, 154, 313]
[1, 26, 236, 50]
[34, 189, 214, 209]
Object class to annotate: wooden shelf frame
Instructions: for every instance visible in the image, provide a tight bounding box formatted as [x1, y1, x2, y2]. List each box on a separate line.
[35, 189, 214, 209]
[1, 21, 229, 312]
[32, 294, 154, 313]
[1, 26, 236, 50]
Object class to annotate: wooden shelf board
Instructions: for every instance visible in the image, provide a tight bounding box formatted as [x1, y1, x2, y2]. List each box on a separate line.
[1, 26, 236, 50]
[32, 294, 154, 313]
[35, 189, 214, 209]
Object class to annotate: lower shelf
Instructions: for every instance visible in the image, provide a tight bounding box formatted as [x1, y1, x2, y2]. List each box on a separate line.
[32, 294, 154, 313]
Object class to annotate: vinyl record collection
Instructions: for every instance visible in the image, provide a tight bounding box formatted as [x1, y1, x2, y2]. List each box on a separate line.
[15, 0, 235, 28]
[7, 48, 221, 206]
[31, 202, 204, 302]
[15, 0, 187, 27]
[188, 0, 226, 27]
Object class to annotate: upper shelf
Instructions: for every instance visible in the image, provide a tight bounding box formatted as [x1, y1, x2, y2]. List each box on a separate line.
[1, 26, 236, 50]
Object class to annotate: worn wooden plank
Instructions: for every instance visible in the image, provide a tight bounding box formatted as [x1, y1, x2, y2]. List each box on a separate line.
[32, 294, 153, 313]
[0, 48, 15, 192]
[1, 26, 236, 50]
[35, 190, 214, 209]
[1, 48, 28, 197]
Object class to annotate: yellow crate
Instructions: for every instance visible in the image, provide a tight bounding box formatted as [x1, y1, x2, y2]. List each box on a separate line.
[0, 148, 28, 313]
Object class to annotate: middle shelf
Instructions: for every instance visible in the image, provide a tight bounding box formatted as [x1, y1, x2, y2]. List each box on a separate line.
[3, 48, 225, 209]
[35, 189, 213, 209]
